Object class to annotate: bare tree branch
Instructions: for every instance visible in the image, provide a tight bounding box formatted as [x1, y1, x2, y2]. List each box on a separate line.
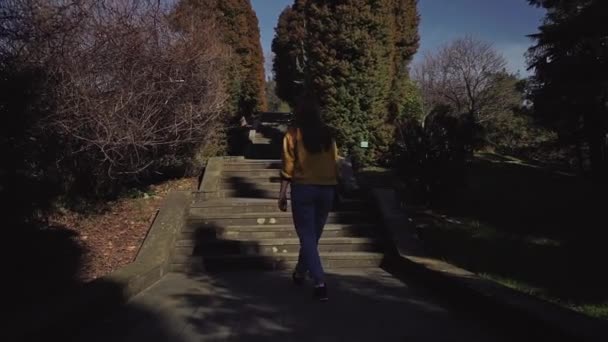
[1, 0, 230, 181]
[413, 36, 509, 124]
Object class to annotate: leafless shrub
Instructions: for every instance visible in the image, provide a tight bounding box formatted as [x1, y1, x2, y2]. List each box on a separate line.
[1, 0, 229, 195]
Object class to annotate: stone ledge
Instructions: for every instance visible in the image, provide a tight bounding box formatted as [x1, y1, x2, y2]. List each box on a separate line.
[336, 156, 359, 200]
[10, 191, 191, 342]
[371, 187, 607, 342]
[198, 156, 225, 193]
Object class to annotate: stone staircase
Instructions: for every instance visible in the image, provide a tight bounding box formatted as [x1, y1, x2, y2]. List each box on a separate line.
[170, 113, 388, 273]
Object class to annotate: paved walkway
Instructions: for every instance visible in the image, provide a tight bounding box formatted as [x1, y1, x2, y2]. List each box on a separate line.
[71, 268, 507, 341]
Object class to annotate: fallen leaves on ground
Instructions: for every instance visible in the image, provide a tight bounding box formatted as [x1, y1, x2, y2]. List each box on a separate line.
[49, 177, 197, 282]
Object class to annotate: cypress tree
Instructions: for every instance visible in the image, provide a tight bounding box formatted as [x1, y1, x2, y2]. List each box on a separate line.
[217, 0, 266, 116]
[389, 0, 422, 122]
[271, 1, 307, 106]
[272, 0, 420, 165]
[173, 0, 266, 117]
[305, 0, 394, 164]
[244, 1, 268, 113]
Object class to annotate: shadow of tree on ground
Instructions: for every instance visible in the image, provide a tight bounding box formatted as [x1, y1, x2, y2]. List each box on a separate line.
[393, 156, 607, 312]
[69, 268, 523, 342]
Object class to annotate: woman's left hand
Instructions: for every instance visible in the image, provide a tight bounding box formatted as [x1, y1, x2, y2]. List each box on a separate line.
[278, 179, 290, 212]
[278, 193, 288, 212]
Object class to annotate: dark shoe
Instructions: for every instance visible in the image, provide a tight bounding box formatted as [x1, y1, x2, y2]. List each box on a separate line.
[313, 284, 328, 301]
[292, 272, 305, 286]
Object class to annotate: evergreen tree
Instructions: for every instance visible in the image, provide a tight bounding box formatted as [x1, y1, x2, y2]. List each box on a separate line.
[527, 0, 608, 181]
[173, 0, 266, 117]
[265, 79, 291, 112]
[306, 0, 397, 164]
[389, 0, 422, 121]
[272, 0, 420, 165]
[271, 1, 307, 106]
[217, 0, 267, 116]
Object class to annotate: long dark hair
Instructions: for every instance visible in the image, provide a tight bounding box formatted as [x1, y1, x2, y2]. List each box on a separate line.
[294, 92, 333, 154]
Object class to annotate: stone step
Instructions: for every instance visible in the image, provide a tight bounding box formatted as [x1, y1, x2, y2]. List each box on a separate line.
[243, 149, 281, 161]
[219, 182, 282, 191]
[190, 198, 368, 214]
[253, 130, 282, 137]
[179, 223, 377, 240]
[214, 186, 363, 201]
[256, 112, 293, 123]
[190, 199, 289, 214]
[213, 185, 366, 200]
[221, 175, 282, 183]
[222, 161, 281, 171]
[174, 237, 381, 257]
[215, 188, 286, 199]
[170, 252, 384, 272]
[225, 159, 280, 164]
[222, 169, 281, 178]
[251, 138, 273, 144]
[187, 211, 373, 227]
[224, 158, 281, 164]
[193, 189, 287, 201]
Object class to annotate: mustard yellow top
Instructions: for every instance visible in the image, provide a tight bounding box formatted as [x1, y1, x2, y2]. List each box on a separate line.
[281, 127, 338, 185]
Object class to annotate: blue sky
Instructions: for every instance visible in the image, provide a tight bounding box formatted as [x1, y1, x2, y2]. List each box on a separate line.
[251, 0, 545, 77]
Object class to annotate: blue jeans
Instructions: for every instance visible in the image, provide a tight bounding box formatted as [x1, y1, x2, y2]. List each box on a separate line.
[291, 183, 335, 284]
